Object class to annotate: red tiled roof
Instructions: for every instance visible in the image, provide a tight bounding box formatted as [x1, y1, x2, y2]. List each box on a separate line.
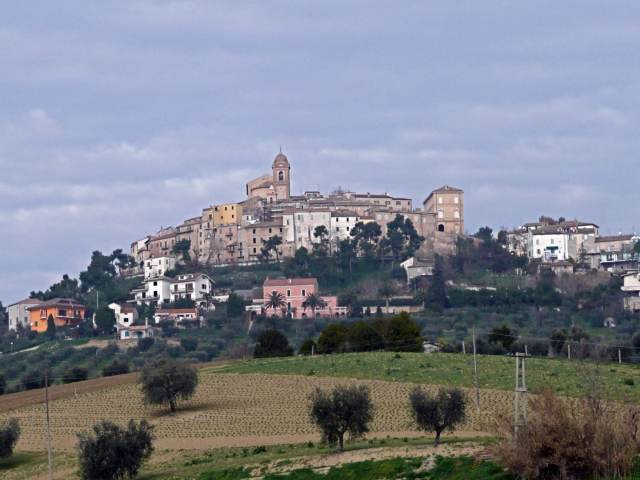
[264, 278, 318, 287]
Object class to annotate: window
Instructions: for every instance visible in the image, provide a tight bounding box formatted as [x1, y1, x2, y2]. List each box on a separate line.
[454, 210, 460, 219]
[269, 228, 272, 234]
[153, 291, 158, 297]
[278, 171, 284, 181]
[253, 248, 257, 253]
[302, 289, 306, 297]
[437, 210, 444, 218]
[279, 228, 283, 233]
[201, 283, 207, 290]
[59, 309, 67, 317]
[253, 238, 257, 244]
[454, 196, 459, 204]
[287, 289, 291, 297]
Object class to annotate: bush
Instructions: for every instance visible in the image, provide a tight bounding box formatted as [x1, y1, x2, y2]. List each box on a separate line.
[494, 390, 640, 479]
[409, 387, 466, 445]
[309, 385, 373, 451]
[180, 337, 198, 352]
[139, 357, 198, 413]
[253, 329, 293, 358]
[62, 367, 88, 384]
[0, 418, 20, 458]
[102, 359, 130, 377]
[137, 337, 155, 352]
[77, 419, 153, 480]
[21, 369, 45, 390]
[0, 374, 5, 395]
[299, 339, 317, 356]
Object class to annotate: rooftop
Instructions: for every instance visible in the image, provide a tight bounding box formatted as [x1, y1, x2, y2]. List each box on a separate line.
[264, 277, 318, 287]
[8, 298, 44, 307]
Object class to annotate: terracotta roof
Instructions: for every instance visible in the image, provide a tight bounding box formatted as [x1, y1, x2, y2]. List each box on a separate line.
[264, 277, 318, 287]
[8, 298, 44, 307]
[156, 308, 198, 314]
[27, 298, 85, 310]
[331, 210, 358, 217]
[596, 234, 634, 243]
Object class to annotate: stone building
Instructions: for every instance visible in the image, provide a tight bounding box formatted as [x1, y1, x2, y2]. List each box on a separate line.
[423, 185, 464, 234]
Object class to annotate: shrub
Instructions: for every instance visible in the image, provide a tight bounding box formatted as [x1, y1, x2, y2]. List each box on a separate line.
[0, 418, 20, 458]
[180, 337, 198, 352]
[494, 390, 640, 479]
[102, 359, 130, 377]
[139, 357, 198, 413]
[137, 337, 155, 352]
[253, 329, 293, 358]
[63, 367, 88, 384]
[309, 385, 373, 451]
[0, 374, 5, 395]
[77, 420, 153, 480]
[21, 369, 45, 390]
[298, 339, 317, 356]
[409, 387, 466, 445]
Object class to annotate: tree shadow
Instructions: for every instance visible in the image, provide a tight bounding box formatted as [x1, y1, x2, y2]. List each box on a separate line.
[0, 453, 38, 471]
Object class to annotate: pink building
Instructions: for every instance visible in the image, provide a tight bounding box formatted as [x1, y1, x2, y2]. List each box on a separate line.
[261, 277, 346, 318]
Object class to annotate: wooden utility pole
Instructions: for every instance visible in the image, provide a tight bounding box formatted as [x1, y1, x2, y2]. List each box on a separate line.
[567, 343, 571, 360]
[513, 352, 529, 439]
[472, 328, 480, 411]
[618, 348, 622, 364]
[462, 340, 466, 355]
[44, 372, 53, 480]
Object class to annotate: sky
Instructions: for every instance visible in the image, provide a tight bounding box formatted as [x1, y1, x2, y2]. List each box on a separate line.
[1, 1, 639, 303]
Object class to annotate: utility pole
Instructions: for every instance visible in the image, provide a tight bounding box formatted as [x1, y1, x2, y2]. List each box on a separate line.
[618, 348, 622, 364]
[513, 352, 529, 438]
[472, 328, 480, 411]
[462, 340, 466, 355]
[44, 371, 53, 480]
[567, 342, 571, 360]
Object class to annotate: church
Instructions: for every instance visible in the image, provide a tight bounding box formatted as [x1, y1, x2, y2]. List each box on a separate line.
[245, 151, 291, 203]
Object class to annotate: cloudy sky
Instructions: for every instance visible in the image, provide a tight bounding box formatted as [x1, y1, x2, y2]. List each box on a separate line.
[1, 1, 639, 303]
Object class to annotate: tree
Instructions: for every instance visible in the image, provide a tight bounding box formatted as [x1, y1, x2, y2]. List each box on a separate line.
[313, 225, 330, 257]
[309, 385, 374, 451]
[0, 418, 20, 458]
[347, 321, 384, 352]
[351, 221, 382, 260]
[254, 329, 294, 358]
[77, 419, 153, 480]
[94, 307, 116, 335]
[302, 293, 327, 317]
[424, 256, 448, 310]
[0, 374, 5, 395]
[46, 313, 56, 339]
[21, 369, 45, 390]
[137, 337, 155, 352]
[299, 339, 317, 355]
[265, 291, 286, 317]
[171, 239, 192, 263]
[261, 235, 283, 262]
[489, 325, 516, 350]
[337, 239, 357, 276]
[139, 358, 198, 413]
[378, 283, 396, 310]
[474, 226, 493, 247]
[317, 324, 349, 353]
[409, 387, 466, 446]
[180, 337, 198, 352]
[386, 313, 423, 352]
[63, 367, 88, 384]
[226, 292, 246, 318]
[103, 359, 130, 377]
[31, 274, 81, 301]
[381, 214, 425, 263]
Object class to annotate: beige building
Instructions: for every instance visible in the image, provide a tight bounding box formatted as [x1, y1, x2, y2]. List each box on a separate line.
[423, 185, 464, 234]
[246, 151, 291, 203]
[8, 298, 44, 331]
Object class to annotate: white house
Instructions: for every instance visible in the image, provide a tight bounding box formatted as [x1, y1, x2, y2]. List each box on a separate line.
[526, 221, 599, 263]
[154, 307, 201, 326]
[109, 302, 154, 340]
[132, 276, 172, 305]
[401, 257, 434, 284]
[144, 256, 176, 279]
[282, 209, 332, 252]
[331, 210, 360, 244]
[622, 271, 640, 312]
[169, 273, 214, 307]
[7, 298, 43, 331]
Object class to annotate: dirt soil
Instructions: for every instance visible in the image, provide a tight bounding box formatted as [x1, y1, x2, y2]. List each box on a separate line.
[2, 372, 502, 453]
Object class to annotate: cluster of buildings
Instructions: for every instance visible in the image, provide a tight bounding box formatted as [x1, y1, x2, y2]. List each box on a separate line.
[506, 217, 640, 311]
[127, 151, 465, 271]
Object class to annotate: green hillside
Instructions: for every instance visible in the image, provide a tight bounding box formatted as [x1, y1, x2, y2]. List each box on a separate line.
[214, 351, 640, 402]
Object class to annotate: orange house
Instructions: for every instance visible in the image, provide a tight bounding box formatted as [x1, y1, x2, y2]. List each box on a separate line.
[28, 298, 86, 333]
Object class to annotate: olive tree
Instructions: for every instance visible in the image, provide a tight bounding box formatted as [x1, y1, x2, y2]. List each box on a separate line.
[77, 420, 153, 480]
[309, 385, 373, 451]
[139, 358, 198, 413]
[409, 387, 466, 446]
[0, 418, 20, 458]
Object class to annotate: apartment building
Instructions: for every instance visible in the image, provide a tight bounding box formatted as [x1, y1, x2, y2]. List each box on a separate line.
[7, 298, 43, 331]
[28, 298, 86, 333]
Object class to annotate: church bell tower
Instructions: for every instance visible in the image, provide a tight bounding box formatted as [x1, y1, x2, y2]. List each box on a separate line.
[272, 149, 291, 200]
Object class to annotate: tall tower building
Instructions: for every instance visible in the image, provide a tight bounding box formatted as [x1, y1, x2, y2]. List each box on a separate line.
[272, 150, 291, 200]
[423, 185, 464, 234]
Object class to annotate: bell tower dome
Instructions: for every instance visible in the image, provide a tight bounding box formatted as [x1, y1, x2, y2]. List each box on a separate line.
[272, 149, 291, 200]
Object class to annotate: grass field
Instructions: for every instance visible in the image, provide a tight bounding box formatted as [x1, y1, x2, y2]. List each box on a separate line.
[214, 352, 640, 402]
